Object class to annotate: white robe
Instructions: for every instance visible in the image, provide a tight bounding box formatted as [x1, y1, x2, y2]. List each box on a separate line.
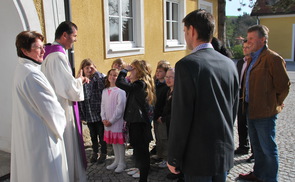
[11, 58, 69, 182]
[41, 44, 86, 182]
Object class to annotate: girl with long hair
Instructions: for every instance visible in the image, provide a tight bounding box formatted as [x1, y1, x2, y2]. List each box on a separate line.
[101, 69, 127, 173]
[116, 59, 156, 182]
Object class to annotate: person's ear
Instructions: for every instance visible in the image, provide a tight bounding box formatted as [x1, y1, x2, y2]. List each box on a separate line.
[191, 26, 198, 40]
[262, 37, 266, 44]
[62, 32, 68, 40]
[21, 48, 29, 56]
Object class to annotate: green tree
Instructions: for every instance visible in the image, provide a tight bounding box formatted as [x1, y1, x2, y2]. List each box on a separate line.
[225, 14, 256, 58]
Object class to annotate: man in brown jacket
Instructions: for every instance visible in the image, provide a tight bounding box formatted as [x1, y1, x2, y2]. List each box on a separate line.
[239, 25, 290, 182]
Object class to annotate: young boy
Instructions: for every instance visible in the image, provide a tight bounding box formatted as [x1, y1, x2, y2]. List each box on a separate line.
[151, 60, 171, 165]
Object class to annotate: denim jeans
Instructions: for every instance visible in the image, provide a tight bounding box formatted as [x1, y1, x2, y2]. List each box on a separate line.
[184, 172, 227, 182]
[247, 114, 278, 182]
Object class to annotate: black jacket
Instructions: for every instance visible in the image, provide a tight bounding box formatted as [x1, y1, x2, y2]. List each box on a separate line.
[153, 80, 169, 121]
[115, 69, 149, 124]
[116, 69, 153, 145]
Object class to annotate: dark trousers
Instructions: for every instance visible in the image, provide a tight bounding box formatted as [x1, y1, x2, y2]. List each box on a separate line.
[87, 122, 107, 154]
[129, 123, 152, 182]
[237, 99, 250, 150]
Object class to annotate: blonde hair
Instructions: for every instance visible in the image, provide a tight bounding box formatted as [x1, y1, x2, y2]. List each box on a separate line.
[131, 59, 156, 105]
[105, 69, 119, 88]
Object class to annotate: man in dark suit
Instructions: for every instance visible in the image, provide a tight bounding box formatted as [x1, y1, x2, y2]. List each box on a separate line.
[167, 9, 239, 182]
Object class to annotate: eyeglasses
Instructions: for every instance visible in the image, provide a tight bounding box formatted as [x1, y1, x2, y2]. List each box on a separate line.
[165, 76, 174, 79]
[32, 45, 45, 51]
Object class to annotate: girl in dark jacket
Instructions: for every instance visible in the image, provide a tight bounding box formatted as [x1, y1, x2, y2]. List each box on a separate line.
[116, 59, 156, 182]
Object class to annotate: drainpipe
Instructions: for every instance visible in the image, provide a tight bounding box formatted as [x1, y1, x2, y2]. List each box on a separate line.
[256, 16, 260, 25]
[64, 0, 76, 76]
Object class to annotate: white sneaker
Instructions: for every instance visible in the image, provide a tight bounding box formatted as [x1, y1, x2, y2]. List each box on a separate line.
[132, 171, 140, 178]
[115, 164, 126, 173]
[127, 168, 139, 175]
[106, 162, 118, 170]
[125, 167, 137, 172]
[158, 160, 167, 168]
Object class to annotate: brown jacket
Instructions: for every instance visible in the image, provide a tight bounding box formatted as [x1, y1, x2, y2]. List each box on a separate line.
[243, 46, 290, 120]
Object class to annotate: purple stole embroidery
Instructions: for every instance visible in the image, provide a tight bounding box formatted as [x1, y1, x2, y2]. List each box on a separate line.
[44, 44, 87, 169]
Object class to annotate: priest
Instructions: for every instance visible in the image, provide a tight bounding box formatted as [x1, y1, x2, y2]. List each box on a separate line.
[41, 21, 88, 182]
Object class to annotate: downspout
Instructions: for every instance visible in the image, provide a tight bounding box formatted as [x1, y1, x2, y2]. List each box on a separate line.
[256, 16, 260, 25]
[64, 0, 76, 76]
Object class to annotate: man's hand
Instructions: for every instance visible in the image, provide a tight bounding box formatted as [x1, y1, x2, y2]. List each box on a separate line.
[77, 69, 90, 84]
[167, 163, 180, 174]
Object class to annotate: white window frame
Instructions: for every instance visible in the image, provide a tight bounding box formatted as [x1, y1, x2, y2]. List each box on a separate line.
[164, 0, 186, 52]
[104, 0, 144, 58]
[198, 0, 213, 14]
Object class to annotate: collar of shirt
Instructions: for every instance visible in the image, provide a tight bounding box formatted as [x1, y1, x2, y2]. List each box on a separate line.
[243, 57, 248, 63]
[156, 79, 166, 85]
[250, 45, 265, 61]
[23, 55, 41, 65]
[191, 43, 214, 53]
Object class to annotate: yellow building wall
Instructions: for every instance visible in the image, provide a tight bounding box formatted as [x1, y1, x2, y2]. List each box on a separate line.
[34, 0, 219, 75]
[260, 16, 295, 59]
[71, 0, 219, 75]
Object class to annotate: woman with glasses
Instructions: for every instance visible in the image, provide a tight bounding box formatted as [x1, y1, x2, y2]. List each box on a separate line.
[11, 31, 69, 182]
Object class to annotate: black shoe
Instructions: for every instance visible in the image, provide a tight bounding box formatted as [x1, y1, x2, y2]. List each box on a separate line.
[246, 154, 255, 163]
[97, 153, 106, 164]
[234, 147, 249, 155]
[90, 153, 98, 163]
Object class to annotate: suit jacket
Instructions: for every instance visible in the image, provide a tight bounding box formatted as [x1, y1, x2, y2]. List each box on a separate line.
[168, 48, 239, 176]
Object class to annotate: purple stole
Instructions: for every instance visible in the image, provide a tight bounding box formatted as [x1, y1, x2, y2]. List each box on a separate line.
[44, 44, 87, 169]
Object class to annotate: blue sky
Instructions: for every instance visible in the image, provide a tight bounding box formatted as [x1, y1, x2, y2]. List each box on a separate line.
[226, 0, 257, 16]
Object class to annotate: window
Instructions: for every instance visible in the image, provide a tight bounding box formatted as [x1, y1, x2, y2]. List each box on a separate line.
[199, 0, 213, 14]
[104, 0, 144, 58]
[164, 0, 186, 52]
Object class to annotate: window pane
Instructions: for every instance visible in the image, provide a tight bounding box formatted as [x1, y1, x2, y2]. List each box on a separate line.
[109, 17, 119, 41]
[166, 22, 170, 40]
[109, 0, 119, 16]
[172, 3, 178, 21]
[172, 22, 178, 39]
[123, 18, 133, 41]
[122, 0, 132, 17]
[166, 2, 170, 20]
